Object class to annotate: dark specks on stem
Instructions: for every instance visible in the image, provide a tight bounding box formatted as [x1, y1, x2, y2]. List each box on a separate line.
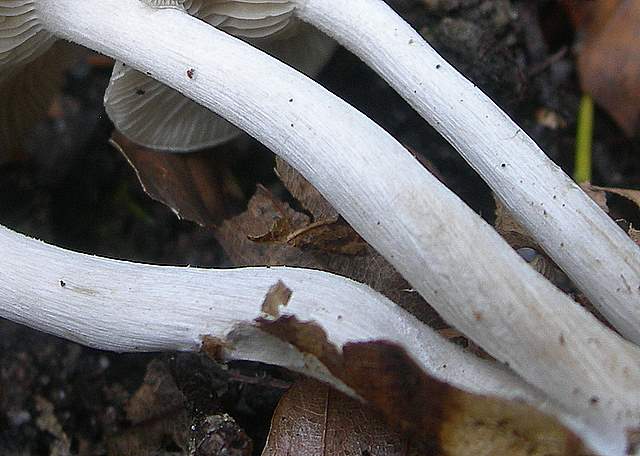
[59, 280, 66, 288]
[135, 88, 145, 96]
[435, 64, 441, 69]
[187, 68, 195, 79]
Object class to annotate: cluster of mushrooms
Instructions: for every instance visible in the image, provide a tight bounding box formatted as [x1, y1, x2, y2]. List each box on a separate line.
[1, 1, 640, 454]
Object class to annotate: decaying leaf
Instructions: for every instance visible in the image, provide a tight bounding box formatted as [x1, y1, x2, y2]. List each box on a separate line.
[565, 0, 640, 136]
[111, 131, 244, 226]
[494, 196, 538, 250]
[263, 378, 421, 456]
[581, 183, 640, 240]
[190, 414, 252, 456]
[562, 0, 621, 37]
[107, 359, 189, 456]
[494, 197, 565, 286]
[630, 227, 640, 245]
[261, 281, 292, 318]
[589, 184, 640, 209]
[275, 159, 338, 220]
[107, 359, 252, 456]
[248, 212, 368, 256]
[169, 354, 254, 456]
[255, 315, 589, 456]
[215, 171, 444, 328]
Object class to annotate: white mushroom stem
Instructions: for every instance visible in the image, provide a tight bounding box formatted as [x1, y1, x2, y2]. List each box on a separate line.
[294, 0, 640, 344]
[30, 0, 640, 435]
[0, 225, 520, 391]
[0, 225, 626, 455]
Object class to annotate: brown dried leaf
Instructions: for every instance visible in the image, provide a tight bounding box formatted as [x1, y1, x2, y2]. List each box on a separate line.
[215, 185, 444, 328]
[493, 197, 566, 287]
[582, 183, 640, 232]
[275, 159, 338, 220]
[249, 213, 368, 256]
[107, 360, 189, 456]
[261, 281, 292, 318]
[630, 227, 640, 245]
[111, 131, 244, 227]
[562, 0, 621, 37]
[494, 197, 537, 250]
[569, 0, 640, 136]
[590, 184, 640, 208]
[256, 316, 588, 456]
[263, 378, 418, 456]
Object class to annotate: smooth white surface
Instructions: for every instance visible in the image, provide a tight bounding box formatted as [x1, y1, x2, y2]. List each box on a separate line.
[297, 0, 640, 343]
[22, 1, 640, 451]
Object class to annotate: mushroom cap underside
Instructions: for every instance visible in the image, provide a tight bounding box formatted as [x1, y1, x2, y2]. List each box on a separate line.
[105, 1, 335, 152]
[0, 0, 56, 85]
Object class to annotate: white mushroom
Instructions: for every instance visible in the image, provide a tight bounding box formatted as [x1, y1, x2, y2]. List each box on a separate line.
[105, 1, 336, 151]
[1, 2, 640, 450]
[0, 224, 627, 455]
[106, 0, 640, 344]
[295, 0, 640, 343]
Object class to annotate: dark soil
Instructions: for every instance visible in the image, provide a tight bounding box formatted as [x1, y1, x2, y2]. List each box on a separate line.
[1, 1, 638, 455]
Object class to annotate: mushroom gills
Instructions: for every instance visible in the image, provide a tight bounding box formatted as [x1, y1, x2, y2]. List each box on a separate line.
[0, 0, 56, 82]
[104, 2, 335, 151]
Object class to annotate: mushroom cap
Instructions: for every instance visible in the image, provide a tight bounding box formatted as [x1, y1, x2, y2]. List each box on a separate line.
[0, 0, 56, 83]
[184, 0, 296, 39]
[0, 1, 67, 162]
[105, 0, 336, 152]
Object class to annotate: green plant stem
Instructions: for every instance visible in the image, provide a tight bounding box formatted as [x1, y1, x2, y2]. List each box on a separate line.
[574, 94, 594, 183]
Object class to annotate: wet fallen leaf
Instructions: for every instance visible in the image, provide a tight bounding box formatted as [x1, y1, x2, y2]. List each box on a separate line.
[111, 131, 244, 227]
[263, 378, 419, 456]
[255, 315, 589, 456]
[565, 0, 640, 136]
